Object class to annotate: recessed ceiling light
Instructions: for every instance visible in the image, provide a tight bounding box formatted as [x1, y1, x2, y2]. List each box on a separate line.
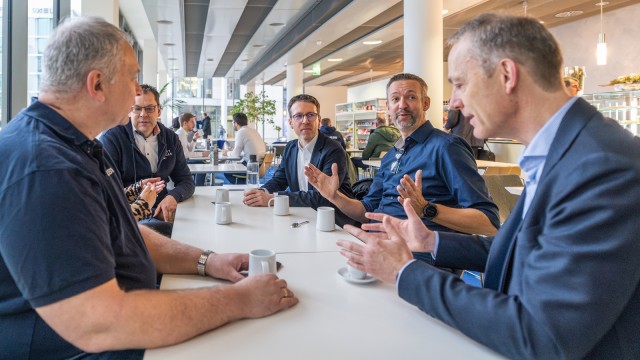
[207, 58, 214, 61]
[269, 22, 285, 27]
[555, 10, 583, 18]
[327, 58, 342, 62]
[242, 59, 250, 62]
[253, 44, 265, 48]
[595, 2, 609, 6]
[157, 20, 173, 25]
[303, 70, 314, 73]
[442, 9, 449, 15]
[363, 40, 382, 45]
[163, 42, 176, 46]
[316, 40, 323, 46]
[539, 20, 545, 24]
[168, 57, 177, 60]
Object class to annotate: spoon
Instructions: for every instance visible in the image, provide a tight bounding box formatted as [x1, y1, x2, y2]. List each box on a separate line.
[291, 220, 309, 228]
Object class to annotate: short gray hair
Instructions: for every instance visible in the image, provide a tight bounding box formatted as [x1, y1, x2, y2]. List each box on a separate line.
[447, 13, 563, 91]
[41, 16, 130, 95]
[386, 73, 429, 101]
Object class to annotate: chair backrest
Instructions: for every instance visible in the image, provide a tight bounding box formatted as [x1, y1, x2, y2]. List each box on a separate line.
[377, 151, 388, 159]
[352, 178, 373, 200]
[482, 174, 523, 224]
[259, 152, 275, 178]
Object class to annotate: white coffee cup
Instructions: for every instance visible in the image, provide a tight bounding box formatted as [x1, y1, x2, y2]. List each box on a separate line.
[316, 206, 335, 232]
[215, 202, 232, 225]
[268, 194, 289, 216]
[215, 188, 229, 203]
[248, 249, 277, 276]
[347, 264, 367, 280]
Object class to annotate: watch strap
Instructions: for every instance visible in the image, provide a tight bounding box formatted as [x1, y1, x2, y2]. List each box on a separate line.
[197, 250, 214, 276]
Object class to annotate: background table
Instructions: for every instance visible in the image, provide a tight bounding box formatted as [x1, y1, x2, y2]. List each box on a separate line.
[145, 187, 502, 359]
[188, 163, 246, 175]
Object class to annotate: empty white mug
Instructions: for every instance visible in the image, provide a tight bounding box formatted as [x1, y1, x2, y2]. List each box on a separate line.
[248, 249, 277, 276]
[215, 202, 232, 225]
[316, 206, 335, 232]
[268, 194, 290, 216]
[215, 188, 229, 203]
[347, 264, 367, 280]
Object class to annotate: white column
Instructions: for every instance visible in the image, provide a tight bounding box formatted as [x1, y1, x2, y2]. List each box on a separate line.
[2, 0, 28, 122]
[77, 0, 119, 25]
[286, 63, 304, 140]
[404, 0, 443, 128]
[142, 39, 158, 88]
[220, 77, 228, 135]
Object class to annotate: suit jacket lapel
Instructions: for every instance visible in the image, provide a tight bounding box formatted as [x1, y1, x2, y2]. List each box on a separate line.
[483, 196, 525, 291]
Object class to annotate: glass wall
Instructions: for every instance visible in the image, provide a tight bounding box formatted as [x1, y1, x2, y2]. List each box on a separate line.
[27, 0, 54, 101]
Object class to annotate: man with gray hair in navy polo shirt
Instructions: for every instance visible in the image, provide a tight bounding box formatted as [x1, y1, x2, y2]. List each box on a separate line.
[0, 16, 297, 359]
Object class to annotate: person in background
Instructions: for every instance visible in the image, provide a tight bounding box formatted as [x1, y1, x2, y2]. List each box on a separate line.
[222, 112, 266, 184]
[175, 112, 208, 159]
[102, 84, 195, 236]
[219, 124, 226, 139]
[444, 108, 484, 158]
[176, 112, 209, 186]
[306, 73, 499, 239]
[563, 76, 581, 96]
[171, 115, 180, 131]
[201, 112, 212, 139]
[351, 114, 401, 171]
[319, 117, 347, 149]
[244, 94, 354, 209]
[338, 13, 640, 359]
[0, 16, 297, 359]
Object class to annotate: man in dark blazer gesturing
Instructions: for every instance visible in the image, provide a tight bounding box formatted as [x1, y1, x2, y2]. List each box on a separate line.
[338, 14, 640, 360]
[244, 94, 353, 208]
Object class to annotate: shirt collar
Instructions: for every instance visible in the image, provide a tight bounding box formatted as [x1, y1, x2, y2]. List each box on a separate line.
[520, 97, 577, 159]
[24, 101, 91, 147]
[518, 97, 578, 180]
[393, 121, 433, 149]
[298, 133, 319, 153]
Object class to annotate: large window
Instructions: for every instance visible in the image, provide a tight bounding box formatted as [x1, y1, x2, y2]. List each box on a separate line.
[27, 0, 53, 101]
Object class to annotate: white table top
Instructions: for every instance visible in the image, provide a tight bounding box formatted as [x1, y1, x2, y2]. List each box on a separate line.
[505, 186, 524, 196]
[188, 163, 246, 174]
[169, 187, 353, 254]
[144, 187, 502, 359]
[145, 252, 500, 360]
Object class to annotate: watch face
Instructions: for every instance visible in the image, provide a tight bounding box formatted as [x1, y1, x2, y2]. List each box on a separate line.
[423, 204, 438, 219]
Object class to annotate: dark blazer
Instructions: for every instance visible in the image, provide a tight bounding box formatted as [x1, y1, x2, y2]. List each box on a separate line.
[201, 115, 211, 138]
[262, 131, 354, 208]
[398, 99, 640, 359]
[101, 120, 195, 207]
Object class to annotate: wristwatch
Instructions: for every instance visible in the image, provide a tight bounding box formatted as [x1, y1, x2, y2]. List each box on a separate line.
[197, 250, 214, 276]
[422, 202, 438, 220]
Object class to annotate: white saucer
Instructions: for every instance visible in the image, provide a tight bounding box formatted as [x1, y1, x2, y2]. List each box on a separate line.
[337, 267, 377, 284]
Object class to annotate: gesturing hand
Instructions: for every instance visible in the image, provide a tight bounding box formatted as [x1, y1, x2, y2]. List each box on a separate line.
[304, 163, 339, 201]
[397, 169, 428, 216]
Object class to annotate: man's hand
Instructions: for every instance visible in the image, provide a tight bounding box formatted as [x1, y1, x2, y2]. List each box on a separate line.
[154, 194, 178, 222]
[397, 170, 428, 216]
[362, 199, 436, 253]
[206, 253, 249, 282]
[233, 275, 298, 318]
[243, 189, 272, 207]
[304, 163, 340, 201]
[337, 226, 414, 284]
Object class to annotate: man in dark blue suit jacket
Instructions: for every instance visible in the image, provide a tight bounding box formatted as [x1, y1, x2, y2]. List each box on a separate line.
[338, 14, 640, 359]
[244, 94, 353, 209]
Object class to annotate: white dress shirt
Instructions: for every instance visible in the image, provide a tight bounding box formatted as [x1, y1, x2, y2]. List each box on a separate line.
[296, 134, 318, 191]
[132, 123, 159, 173]
[175, 127, 200, 158]
[230, 125, 266, 162]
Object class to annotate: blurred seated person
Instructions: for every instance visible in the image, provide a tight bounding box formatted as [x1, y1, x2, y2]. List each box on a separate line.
[444, 108, 484, 159]
[563, 76, 581, 96]
[176, 112, 209, 186]
[222, 112, 266, 183]
[244, 94, 354, 210]
[319, 117, 346, 149]
[351, 114, 400, 170]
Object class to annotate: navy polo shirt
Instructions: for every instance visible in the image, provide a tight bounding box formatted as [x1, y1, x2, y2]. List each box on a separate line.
[361, 121, 500, 232]
[0, 102, 156, 359]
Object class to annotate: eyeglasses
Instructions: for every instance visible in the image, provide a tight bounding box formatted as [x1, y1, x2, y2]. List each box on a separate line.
[390, 147, 406, 174]
[131, 105, 158, 114]
[291, 112, 319, 123]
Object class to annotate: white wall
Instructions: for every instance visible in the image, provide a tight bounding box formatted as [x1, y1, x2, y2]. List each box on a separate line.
[305, 85, 348, 121]
[549, 4, 640, 94]
[347, 79, 388, 103]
